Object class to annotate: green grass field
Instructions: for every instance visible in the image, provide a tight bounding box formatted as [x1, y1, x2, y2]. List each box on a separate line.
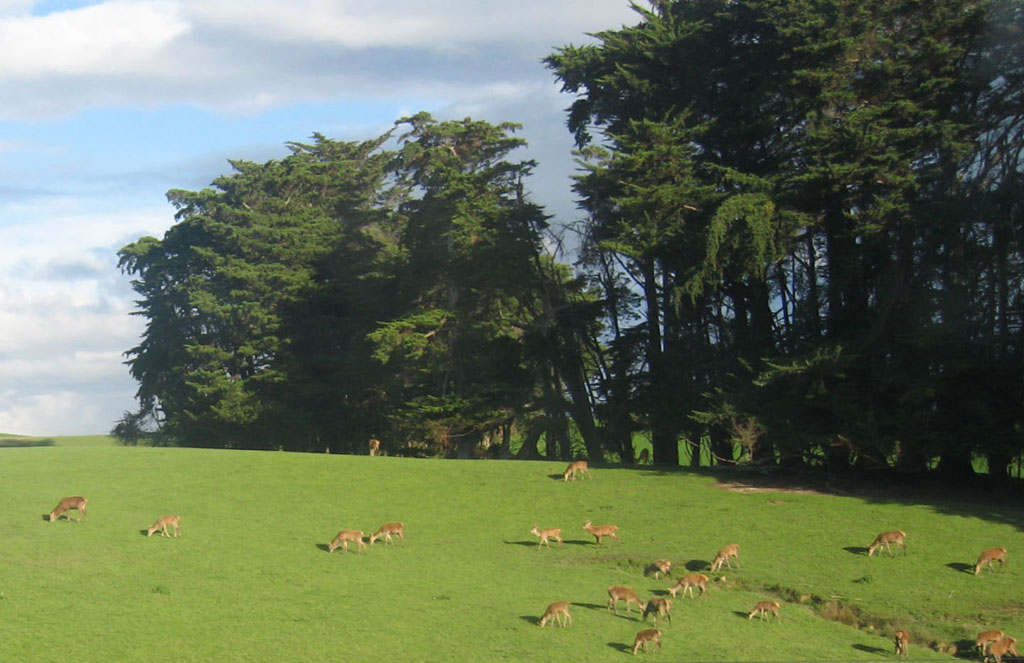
[0, 443, 1019, 661]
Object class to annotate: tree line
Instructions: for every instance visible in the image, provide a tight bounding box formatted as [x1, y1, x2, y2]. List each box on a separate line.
[116, 0, 1024, 483]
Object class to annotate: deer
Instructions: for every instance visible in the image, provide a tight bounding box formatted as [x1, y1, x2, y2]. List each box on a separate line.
[668, 573, 709, 599]
[636, 448, 650, 465]
[988, 637, 1019, 663]
[709, 543, 740, 572]
[563, 459, 590, 481]
[642, 597, 672, 626]
[369, 522, 404, 545]
[48, 496, 87, 522]
[539, 601, 572, 628]
[530, 525, 563, 549]
[328, 529, 366, 553]
[977, 630, 1005, 656]
[368, 437, 380, 456]
[146, 515, 181, 538]
[648, 559, 673, 579]
[632, 629, 662, 655]
[583, 520, 619, 545]
[894, 629, 909, 657]
[608, 586, 645, 616]
[748, 599, 780, 621]
[975, 547, 1007, 575]
[867, 530, 906, 556]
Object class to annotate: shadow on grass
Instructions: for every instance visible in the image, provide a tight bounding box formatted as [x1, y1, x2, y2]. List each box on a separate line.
[0, 437, 55, 447]
[573, 602, 606, 612]
[852, 644, 890, 655]
[844, 546, 870, 556]
[684, 559, 711, 571]
[607, 642, 633, 654]
[315, 543, 331, 553]
[947, 562, 975, 574]
[520, 615, 542, 626]
[733, 610, 751, 619]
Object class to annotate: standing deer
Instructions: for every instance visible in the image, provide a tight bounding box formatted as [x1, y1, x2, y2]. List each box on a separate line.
[709, 544, 740, 572]
[894, 629, 909, 657]
[635, 448, 650, 465]
[975, 547, 1007, 575]
[977, 630, 1005, 657]
[368, 437, 380, 456]
[642, 597, 672, 625]
[632, 629, 662, 655]
[648, 559, 673, 579]
[369, 522, 404, 545]
[328, 529, 366, 553]
[530, 526, 563, 549]
[748, 600, 780, 621]
[669, 573, 709, 599]
[608, 586, 645, 615]
[146, 515, 181, 538]
[867, 530, 906, 556]
[989, 637, 1019, 663]
[48, 496, 87, 522]
[583, 520, 619, 545]
[539, 601, 572, 628]
[563, 460, 590, 481]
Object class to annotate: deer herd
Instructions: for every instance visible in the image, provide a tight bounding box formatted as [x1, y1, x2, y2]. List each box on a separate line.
[533, 459, 1015, 657]
[42, 456, 1013, 659]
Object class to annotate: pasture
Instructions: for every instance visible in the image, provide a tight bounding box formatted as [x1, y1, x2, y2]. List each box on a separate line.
[0, 444, 1019, 661]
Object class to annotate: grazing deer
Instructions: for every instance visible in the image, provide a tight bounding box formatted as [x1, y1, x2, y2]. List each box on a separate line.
[669, 573, 709, 599]
[539, 601, 572, 628]
[867, 530, 906, 556]
[608, 586, 645, 616]
[648, 559, 673, 579]
[632, 629, 662, 655]
[328, 529, 366, 553]
[583, 520, 619, 545]
[989, 637, 1019, 663]
[563, 460, 590, 481]
[368, 437, 380, 456]
[642, 597, 672, 626]
[636, 448, 650, 465]
[975, 547, 1007, 575]
[709, 544, 740, 572]
[977, 630, 1005, 656]
[530, 525, 563, 549]
[369, 522, 404, 545]
[894, 629, 909, 657]
[748, 600, 780, 621]
[146, 515, 181, 538]
[48, 496, 87, 522]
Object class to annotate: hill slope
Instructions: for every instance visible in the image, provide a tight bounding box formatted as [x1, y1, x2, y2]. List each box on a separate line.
[0, 446, 1017, 661]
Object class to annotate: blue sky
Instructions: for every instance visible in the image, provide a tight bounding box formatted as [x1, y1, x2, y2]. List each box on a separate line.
[0, 0, 639, 435]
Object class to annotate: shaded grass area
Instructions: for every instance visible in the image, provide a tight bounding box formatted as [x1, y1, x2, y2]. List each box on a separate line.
[0, 447, 1017, 661]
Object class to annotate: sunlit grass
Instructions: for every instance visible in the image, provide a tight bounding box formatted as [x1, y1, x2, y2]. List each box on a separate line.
[0, 446, 1017, 661]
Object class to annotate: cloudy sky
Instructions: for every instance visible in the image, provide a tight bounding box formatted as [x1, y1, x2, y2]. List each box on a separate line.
[0, 0, 639, 436]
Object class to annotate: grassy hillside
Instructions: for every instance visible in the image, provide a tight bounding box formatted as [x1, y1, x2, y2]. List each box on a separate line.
[0, 446, 1018, 661]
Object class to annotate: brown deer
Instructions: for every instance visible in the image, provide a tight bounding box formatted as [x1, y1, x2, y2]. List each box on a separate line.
[709, 544, 740, 572]
[539, 601, 572, 628]
[368, 437, 380, 456]
[894, 629, 909, 657]
[668, 573, 709, 599]
[977, 630, 1006, 657]
[867, 530, 906, 556]
[975, 547, 1007, 575]
[636, 448, 650, 465]
[632, 629, 662, 655]
[328, 529, 366, 553]
[530, 525, 563, 549]
[48, 496, 87, 522]
[648, 559, 673, 579]
[748, 599, 780, 621]
[563, 460, 590, 481]
[607, 586, 645, 615]
[583, 520, 619, 545]
[642, 597, 672, 626]
[369, 522, 404, 545]
[989, 637, 1019, 663]
[146, 515, 181, 538]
